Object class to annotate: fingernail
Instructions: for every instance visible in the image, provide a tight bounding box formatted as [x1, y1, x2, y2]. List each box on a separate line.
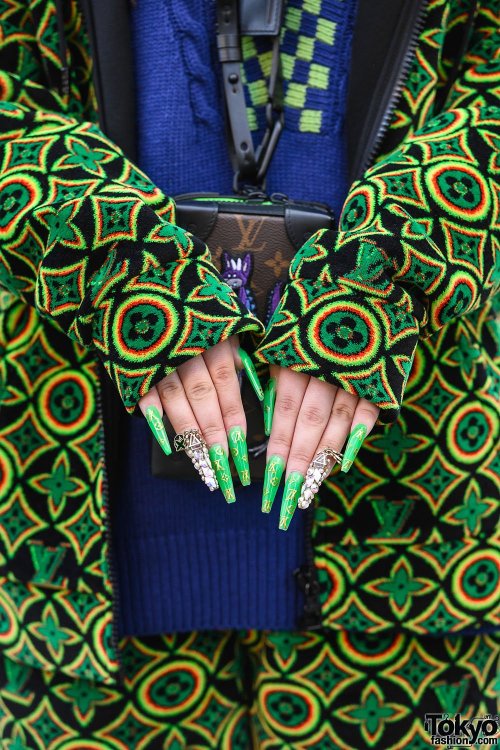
[208, 444, 236, 503]
[262, 455, 285, 513]
[341, 424, 368, 472]
[263, 378, 277, 436]
[279, 472, 304, 531]
[238, 348, 264, 401]
[145, 406, 172, 456]
[228, 426, 251, 486]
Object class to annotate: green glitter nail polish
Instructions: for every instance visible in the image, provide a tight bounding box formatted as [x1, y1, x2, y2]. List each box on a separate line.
[145, 406, 172, 456]
[279, 472, 304, 530]
[262, 455, 285, 513]
[228, 426, 251, 486]
[208, 444, 236, 503]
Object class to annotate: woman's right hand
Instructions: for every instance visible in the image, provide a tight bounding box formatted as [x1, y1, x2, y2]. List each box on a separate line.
[138, 336, 262, 502]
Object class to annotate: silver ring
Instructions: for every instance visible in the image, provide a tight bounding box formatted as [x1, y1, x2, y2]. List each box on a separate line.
[174, 428, 206, 453]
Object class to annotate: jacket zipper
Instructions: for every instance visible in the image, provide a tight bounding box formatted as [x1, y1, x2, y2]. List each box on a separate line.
[54, 0, 70, 98]
[352, 0, 429, 180]
[294, 504, 322, 629]
[296, 2, 429, 630]
[96, 371, 124, 679]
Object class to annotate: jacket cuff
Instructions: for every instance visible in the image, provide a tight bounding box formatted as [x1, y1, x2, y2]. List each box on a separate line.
[86, 255, 264, 413]
[255, 232, 423, 424]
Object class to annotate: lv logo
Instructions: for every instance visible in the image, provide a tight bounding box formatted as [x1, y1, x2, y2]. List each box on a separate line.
[29, 542, 69, 587]
[367, 496, 419, 543]
[234, 216, 267, 252]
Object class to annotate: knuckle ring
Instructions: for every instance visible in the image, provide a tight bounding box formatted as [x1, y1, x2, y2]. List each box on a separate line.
[174, 428, 219, 492]
[297, 448, 343, 510]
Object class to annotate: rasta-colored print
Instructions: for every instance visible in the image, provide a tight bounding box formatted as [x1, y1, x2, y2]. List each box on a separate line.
[0, 629, 498, 749]
[0, 0, 498, 708]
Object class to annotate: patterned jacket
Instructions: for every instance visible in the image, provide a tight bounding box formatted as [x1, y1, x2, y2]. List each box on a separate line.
[0, 0, 498, 686]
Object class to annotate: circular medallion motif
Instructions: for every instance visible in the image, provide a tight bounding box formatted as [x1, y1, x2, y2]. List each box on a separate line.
[446, 403, 496, 464]
[339, 631, 403, 666]
[426, 164, 489, 220]
[39, 371, 94, 436]
[432, 276, 475, 327]
[453, 551, 500, 610]
[139, 661, 205, 718]
[0, 445, 14, 500]
[259, 683, 320, 736]
[0, 174, 41, 239]
[112, 295, 178, 362]
[0, 589, 18, 644]
[316, 558, 345, 612]
[309, 302, 379, 364]
[341, 186, 375, 232]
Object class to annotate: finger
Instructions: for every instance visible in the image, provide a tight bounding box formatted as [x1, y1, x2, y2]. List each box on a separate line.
[177, 355, 237, 502]
[286, 378, 337, 477]
[297, 393, 378, 510]
[177, 355, 228, 450]
[203, 340, 250, 486]
[321, 387, 360, 457]
[341, 398, 379, 472]
[295, 389, 359, 511]
[262, 368, 309, 516]
[156, 370, 218, 493]
[278, 378, 336, 531]
[138, 386, 172, 457]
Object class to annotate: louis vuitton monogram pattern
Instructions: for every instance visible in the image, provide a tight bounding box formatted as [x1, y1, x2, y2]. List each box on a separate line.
[0, 0, 497, 716]
[0, 629, 498, 749]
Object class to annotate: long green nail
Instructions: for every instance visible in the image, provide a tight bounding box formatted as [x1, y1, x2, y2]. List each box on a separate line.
[279, 472, 304, 531]
[341, 424, 368, 472]
[238, 348, 264, 401]
[208, 445, 236, 503]
[228, 426, 251, 486]
[264, 378, 277, 436]
[145, 406, 172, 456]
[262, 455, 285, 513]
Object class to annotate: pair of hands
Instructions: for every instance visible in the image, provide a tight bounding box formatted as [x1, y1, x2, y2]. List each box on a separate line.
[138, 336, 380, 529]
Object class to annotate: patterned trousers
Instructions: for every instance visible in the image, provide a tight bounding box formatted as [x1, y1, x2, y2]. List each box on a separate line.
[0, 629, 498, 749]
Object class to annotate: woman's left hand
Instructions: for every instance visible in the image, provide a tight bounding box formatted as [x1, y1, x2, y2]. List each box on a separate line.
[262, 365, 380, 529]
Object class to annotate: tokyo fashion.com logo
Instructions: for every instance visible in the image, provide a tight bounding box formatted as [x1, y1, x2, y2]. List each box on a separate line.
[424, 713, 499, 746]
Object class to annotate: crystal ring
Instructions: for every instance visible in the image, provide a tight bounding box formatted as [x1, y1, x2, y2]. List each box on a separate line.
[173, 429, 219, 492]
[297, 448, 343, 510]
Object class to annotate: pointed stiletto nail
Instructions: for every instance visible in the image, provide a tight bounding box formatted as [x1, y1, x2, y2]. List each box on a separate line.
[263, 378, 277, 436]
[238, 348, 264, 401]
[341, 424, 368, 472]
[228, 426, 251, 486]
[262, 455, 285, 513]
[208, 444, 236, 503]
[279, 472, 304, 531]
[145, 406, 172, 456]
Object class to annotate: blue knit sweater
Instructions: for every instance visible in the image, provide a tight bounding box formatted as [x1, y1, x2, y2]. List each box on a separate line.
[113, 0, 357, 636]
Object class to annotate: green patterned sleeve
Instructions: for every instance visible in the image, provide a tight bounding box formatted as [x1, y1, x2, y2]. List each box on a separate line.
[0, 99, 263, 412]
[256, 22, 499, 423]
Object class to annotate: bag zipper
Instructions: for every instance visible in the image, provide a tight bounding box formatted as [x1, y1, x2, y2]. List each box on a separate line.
[351, 0, 429, 180]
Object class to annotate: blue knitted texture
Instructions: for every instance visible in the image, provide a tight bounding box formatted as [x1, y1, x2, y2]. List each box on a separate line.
[114, 0, 357, 636]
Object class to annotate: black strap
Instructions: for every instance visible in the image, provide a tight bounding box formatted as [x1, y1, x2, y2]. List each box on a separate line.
[79, 0, 137, 161]
[216, 0, 284, 191]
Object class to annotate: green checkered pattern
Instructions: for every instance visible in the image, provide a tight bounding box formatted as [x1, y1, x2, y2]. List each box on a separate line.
[241, 0, 349, 134]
